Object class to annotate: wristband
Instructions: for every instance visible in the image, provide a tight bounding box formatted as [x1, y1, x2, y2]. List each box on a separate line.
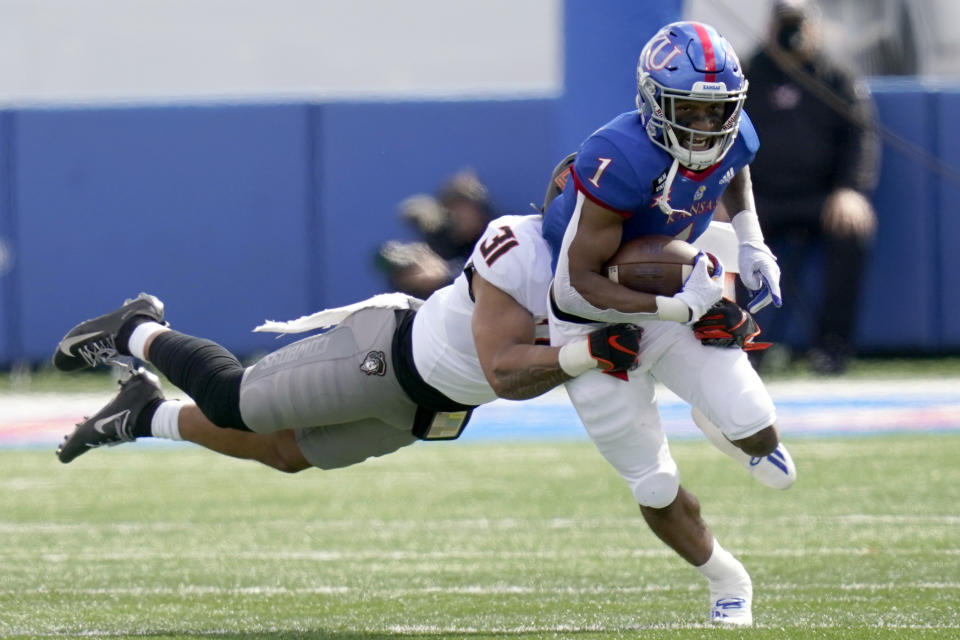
[730, 209, 765, 245]
[558, 340, 596, 376]
[654, 296, 691, 323]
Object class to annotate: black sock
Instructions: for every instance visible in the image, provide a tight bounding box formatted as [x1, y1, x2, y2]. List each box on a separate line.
[132, 398, 163, 438]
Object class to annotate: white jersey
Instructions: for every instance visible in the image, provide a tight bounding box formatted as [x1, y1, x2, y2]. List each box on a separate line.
[411, 214, 553, 406]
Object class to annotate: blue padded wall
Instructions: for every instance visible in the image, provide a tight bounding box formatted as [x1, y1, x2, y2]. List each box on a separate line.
[315, 99, 556, 308]
[1, 85, 958, 364]
[935, 89, 960, 348]
[559, 0, 682, 155]
[13, 104, 313, 363]
[857, 86, 939, 351]
[0, 111, 14, 364]
[2, 98, 558, 363]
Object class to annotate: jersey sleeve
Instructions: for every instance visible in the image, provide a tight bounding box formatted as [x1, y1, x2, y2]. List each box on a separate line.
[469, 216, 552, 317]
[469, 216, 536, 300]
[572, 135, 648, 216]
[737, 111, 760, 164]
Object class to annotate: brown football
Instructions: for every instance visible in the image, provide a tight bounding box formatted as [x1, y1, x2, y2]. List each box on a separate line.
[605, 235, 710, 296]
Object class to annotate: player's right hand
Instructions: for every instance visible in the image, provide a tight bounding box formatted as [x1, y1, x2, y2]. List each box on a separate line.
[586, 323, 642, 372]
[558, 323, 643, 377]
[674, 252, 724, 323]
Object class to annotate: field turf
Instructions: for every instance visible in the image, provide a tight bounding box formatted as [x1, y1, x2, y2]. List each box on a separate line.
[1, 434, 958, 639]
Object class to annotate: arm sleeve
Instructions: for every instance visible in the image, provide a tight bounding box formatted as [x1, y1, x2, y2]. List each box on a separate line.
[551, 191, 662, 324]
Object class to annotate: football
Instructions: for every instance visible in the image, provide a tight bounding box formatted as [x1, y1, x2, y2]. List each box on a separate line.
[605, 235, 710, 296]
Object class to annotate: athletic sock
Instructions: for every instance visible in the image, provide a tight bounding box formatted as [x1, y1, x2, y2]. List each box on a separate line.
[696, 539, 748, 584]
[150, 400, 184, 441]
[126, 321, 171, 361]
[116, 317, 151, 356]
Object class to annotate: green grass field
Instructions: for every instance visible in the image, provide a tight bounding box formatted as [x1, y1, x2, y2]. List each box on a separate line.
[1, 434, 958, 639]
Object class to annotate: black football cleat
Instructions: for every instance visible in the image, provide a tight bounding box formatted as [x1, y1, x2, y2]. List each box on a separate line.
[52, 293, 165, 371]
[57, 368, 163, 463]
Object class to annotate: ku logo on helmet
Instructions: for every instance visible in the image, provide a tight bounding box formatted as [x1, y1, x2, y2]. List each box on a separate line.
[641, 34, 682, 71]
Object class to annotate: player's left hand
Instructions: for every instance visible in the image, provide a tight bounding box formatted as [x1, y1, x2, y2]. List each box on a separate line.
[586, 323, 642, 372]
[693, 299, 771, 351]
[737, 241, 782, 313]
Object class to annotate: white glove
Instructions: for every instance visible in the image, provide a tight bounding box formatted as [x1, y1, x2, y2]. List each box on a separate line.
[738, 241, 782, 313]
[674, 252, 724, 324]
[731, 210, 783, 314]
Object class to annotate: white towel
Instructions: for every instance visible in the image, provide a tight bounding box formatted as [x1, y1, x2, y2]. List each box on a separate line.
[254, 293, 417, 335]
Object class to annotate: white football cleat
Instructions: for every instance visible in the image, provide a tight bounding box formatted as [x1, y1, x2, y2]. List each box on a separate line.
[709, 573, 753, 627]
[746, 442, 796, 490]
[691, 407, 797, 490]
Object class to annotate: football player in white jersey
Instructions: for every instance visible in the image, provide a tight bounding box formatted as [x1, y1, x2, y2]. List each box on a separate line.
[51, 214, 640, 470]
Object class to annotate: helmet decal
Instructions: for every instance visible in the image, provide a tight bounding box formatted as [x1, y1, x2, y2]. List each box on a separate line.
[640, 34, 683, 71]
[689, 22, 718, 80]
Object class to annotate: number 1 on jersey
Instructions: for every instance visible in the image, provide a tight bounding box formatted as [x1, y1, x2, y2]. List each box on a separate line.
[588, 157, 613, 188]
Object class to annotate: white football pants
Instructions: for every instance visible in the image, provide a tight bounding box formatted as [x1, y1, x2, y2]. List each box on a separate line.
[549, 304, 776, 508]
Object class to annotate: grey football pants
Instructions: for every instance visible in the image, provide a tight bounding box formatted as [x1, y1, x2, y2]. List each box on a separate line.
[237, 307, 419, 469]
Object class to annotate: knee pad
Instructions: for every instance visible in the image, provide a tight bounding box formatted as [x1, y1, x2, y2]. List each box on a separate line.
[631, 469, 680, 509]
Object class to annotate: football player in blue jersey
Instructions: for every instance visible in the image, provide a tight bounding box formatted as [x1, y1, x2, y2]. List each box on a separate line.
[542, 21, 789, 626]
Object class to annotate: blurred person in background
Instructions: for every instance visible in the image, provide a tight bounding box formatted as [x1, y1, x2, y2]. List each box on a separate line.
[376, 169, 494, 298]
[744, 0, 881, 374]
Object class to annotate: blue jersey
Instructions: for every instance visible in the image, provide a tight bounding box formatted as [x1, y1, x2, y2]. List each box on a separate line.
[542, 110, 759, 268]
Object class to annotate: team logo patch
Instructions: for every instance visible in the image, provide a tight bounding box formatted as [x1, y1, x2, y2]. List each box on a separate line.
[360, 350, 387, 376]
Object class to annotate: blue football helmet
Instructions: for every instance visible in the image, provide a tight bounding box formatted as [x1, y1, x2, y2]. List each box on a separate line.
[637, 21, 748, 170]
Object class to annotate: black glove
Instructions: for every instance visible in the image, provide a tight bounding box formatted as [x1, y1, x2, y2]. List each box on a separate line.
[693, 299, 771, 351]
[587, 323, 642, 372]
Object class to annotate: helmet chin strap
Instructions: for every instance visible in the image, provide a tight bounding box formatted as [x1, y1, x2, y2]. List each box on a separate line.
[665, 119, 726, 171]
[657, 158, 680, 216]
